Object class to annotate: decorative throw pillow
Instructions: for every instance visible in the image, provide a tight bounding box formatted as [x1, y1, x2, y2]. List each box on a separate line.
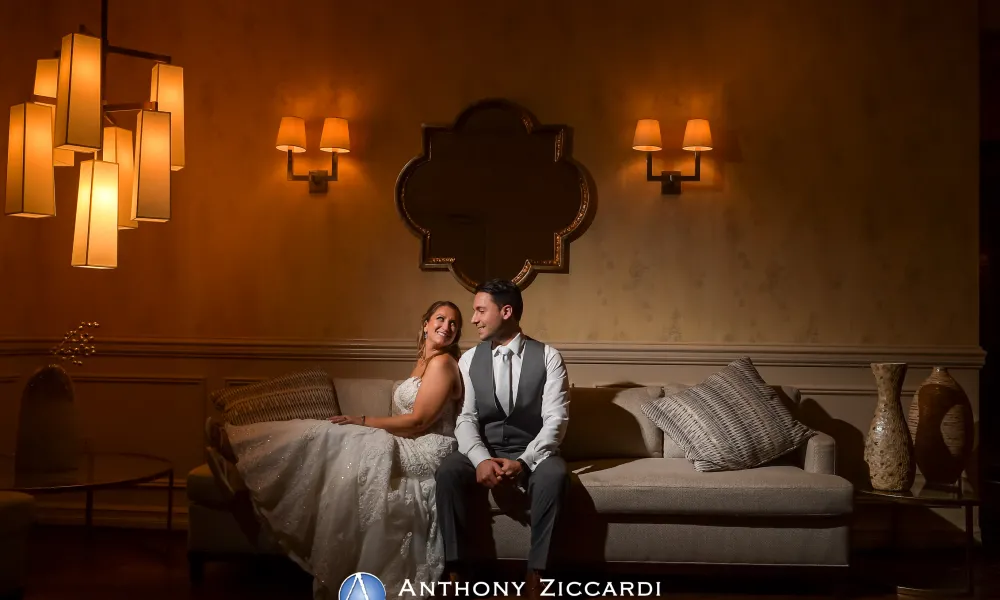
[640, 357, 815, 472]
[210, 368, 340, 426]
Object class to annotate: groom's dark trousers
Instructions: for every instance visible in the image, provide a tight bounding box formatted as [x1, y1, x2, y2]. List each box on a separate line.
[436, 449, 567, 571]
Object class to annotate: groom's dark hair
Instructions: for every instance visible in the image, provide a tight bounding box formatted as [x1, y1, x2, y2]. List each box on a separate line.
[475, 278, 523, 321]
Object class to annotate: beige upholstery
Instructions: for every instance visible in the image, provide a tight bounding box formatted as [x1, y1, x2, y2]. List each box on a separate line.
[188, 463, 235, 508]
[0, 492, 35, 596]
[492, 511, 850, 566]
[187, 376, 854, 575]
[331, 378, 398, 418]
[566, 458, 852, 516]
[560, 386, 665, 460]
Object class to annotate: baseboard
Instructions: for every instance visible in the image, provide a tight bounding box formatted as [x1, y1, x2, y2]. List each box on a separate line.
[32, 500, 189, 530]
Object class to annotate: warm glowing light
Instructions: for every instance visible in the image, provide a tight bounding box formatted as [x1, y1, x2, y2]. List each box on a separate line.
[632, 119, 662, 151]
[682, 119, 713, 151]
[54, 33, 102, 152]
[132, 110, 171, 222]
[103, 126, 137, 230]
[150, 64, 184, 171]
[276, 117, 307, 153]
[33, 59, 58, 98]
[319, 118, 350, 153]
[72, 160, 119, 268]
[33, 59, 75, 167]
[5, 103, 56, 217]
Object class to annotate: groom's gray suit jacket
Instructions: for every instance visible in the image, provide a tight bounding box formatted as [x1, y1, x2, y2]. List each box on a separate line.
[469, 337, 546, 457]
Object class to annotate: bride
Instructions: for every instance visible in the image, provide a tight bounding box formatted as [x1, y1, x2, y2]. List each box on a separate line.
[224, 301, 465, 599]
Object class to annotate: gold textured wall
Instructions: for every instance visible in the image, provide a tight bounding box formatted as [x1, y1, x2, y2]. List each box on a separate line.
[0, 0, 979, 346]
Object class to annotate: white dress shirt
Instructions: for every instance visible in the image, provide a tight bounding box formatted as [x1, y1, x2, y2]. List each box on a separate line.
[455, 332, 570, 472]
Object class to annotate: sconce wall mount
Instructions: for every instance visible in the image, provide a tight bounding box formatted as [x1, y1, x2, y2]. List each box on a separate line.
[633, 118, 712, 195]
[276, 116, 349, 194]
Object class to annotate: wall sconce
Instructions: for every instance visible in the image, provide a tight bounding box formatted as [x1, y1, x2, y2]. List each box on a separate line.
[276, 116, 350, 194]
[633, 118, 712, 195]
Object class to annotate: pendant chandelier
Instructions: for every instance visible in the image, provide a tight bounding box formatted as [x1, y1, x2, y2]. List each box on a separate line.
[4, 0, 184, 269]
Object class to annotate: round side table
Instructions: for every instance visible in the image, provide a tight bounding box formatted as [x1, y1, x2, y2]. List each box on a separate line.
[856, 475, 980, 596]
[0, 452, 175, 532]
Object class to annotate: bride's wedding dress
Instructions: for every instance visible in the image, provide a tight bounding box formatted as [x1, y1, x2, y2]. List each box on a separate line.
[225, 377, 457, 599]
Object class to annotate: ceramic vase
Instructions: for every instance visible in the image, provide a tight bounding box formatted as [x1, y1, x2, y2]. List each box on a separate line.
[14, 364, 82, 473]
[906, 366, 974, 487]
[864, 362, 915, 491]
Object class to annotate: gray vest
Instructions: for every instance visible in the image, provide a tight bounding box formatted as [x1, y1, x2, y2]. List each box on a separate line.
[470, 337, 546, 457]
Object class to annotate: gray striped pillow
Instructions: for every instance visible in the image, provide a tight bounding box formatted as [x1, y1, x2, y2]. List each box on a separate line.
[211, 369, 340, 426]
[640, 357, 814, 472]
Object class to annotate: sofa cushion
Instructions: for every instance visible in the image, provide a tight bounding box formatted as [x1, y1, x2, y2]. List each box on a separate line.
[0, 492, 34, 534]
[187, 463, 233, 508]
[560, 386, 665, 460]
[331, 378, 398, 418]
[210, 369, 340, 426]
[660, 383, 692, 458]
[641, 358, 815, 472]
[566, 458, 853, 516]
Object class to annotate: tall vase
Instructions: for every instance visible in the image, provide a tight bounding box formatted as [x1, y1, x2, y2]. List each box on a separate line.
[14, 364, 82, 473]
[906, 366, 974, 487]
[864, 362, 915, 491]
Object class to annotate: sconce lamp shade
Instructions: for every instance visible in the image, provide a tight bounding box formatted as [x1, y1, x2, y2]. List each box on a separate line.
[132, 110, 171, 222]
[276, 117, 307, 153]
[150, 64, 184, 171]
[319, 118, 350, 153]
[72, 160, 119, 268]
[632, 119, 662, 151]
[103, 126, 137, 230]
[682, 119, 713, 151]
[6, 103, 56, 218]
[54, 33, 102, 153]
[33, 59, 75, 168]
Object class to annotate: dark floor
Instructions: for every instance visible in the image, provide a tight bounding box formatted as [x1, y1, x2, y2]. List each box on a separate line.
[11, 526, 1000, 599]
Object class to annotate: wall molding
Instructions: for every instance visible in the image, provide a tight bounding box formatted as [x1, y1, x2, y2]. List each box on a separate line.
[223, 377, 267, 388]
[0, 373, 18, 383]
[0, 337, 986, 368]
[71, 374, 206, 385]
[797, 385, 919, 397]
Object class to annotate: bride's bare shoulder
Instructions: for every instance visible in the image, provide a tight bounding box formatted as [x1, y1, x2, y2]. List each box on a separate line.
[424, 353, 461, 380]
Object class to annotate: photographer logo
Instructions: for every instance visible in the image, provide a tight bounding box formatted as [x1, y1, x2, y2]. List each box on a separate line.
[340, 572, 386, 600]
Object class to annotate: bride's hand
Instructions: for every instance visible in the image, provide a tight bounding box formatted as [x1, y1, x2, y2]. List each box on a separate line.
[329, 415, 365, 426]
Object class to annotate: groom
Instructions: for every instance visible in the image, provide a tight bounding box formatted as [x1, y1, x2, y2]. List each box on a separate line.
[435, 278, 570, 599]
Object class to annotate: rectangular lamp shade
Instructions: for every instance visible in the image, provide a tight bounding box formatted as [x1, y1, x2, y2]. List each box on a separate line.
[33, 59, 75, 167]
[72, 160, 119, 268]
[33, 58, 59, 98]
[54, 33, 102, 152]
[103, 126, 137, 230]
[132, 110, 171, 222]
[150, 64, 184, 171]
[5, 103, 56, 218]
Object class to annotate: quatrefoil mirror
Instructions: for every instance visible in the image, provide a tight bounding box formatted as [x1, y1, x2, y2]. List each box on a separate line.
[395, 99, 596, 292]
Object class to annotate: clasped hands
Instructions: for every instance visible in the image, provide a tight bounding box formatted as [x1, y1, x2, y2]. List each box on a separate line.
[476, 457, 523, 489]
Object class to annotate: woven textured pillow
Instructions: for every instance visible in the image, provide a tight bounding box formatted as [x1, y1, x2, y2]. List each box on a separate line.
[640, 357, 815, 472]
[210, 368, 340, 426]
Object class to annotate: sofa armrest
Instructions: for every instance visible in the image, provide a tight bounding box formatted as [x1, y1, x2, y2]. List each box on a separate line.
[801, 432, 836, 474]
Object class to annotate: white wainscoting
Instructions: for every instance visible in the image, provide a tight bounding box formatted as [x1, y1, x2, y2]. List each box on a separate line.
[0, 337, 986, 545]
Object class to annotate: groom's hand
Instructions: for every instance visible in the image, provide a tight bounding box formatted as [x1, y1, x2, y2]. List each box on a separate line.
[475, 459, 505, 488]
[494, 458, 523, 481]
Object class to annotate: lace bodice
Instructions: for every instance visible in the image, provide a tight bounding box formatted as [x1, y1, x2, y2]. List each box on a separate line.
[392, 376, 457, 438]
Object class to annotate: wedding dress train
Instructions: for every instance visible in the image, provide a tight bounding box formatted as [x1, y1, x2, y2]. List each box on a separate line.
[225, 377, 457, 599]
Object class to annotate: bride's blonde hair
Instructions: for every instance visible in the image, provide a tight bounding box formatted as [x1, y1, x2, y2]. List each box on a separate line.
[417, 301, 463, 362]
